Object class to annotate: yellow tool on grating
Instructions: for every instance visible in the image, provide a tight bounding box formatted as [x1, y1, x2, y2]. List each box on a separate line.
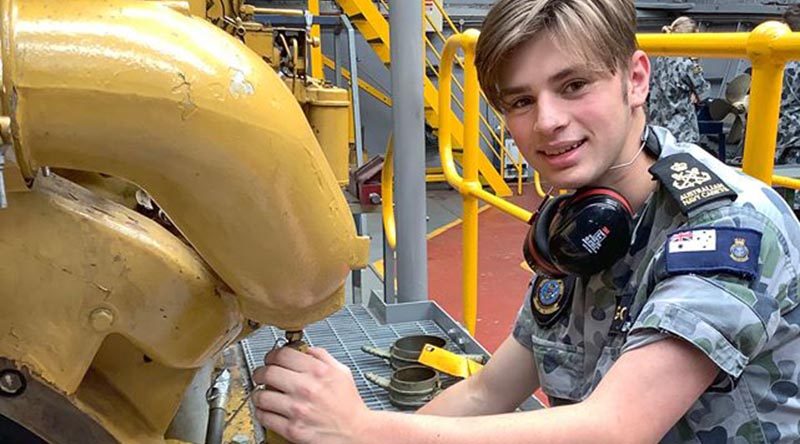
[418, 344, 485, 378]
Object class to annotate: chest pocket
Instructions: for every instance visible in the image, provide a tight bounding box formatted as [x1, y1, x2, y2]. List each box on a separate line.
[531, 335, 624, 404]
[529, 335, 585, 402]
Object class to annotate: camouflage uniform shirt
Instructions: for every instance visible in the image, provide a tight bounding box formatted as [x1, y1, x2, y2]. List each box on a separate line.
[777, 61, 800, 163]
[648, 57, 711, 144]
[514, 127, 800, 442]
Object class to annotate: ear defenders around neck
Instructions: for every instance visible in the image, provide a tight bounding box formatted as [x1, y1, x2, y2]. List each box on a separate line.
[523, 188, 634, 277]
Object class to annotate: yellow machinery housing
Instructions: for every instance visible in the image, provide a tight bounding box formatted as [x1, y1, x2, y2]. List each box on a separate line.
[0, 0, 367, 442]
[207, 0, 353, 185]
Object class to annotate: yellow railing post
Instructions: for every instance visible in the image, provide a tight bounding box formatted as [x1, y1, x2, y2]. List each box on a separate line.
[741, 22, 791, 184]
[308, 0, 323, 78]
[461, 30, 481, 336]
[439, 31, 533, 335]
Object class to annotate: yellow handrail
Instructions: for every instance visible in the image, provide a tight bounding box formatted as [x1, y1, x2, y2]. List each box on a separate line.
[439, 30, 533, 335]
[439, 23, 800, 336]
[640, 24, 800, 185]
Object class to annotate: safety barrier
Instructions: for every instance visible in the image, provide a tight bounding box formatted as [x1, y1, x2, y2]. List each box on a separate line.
[439, 23, 800, 335]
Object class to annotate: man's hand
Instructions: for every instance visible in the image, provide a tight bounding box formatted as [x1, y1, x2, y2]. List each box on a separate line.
[251, 347, 371, 444]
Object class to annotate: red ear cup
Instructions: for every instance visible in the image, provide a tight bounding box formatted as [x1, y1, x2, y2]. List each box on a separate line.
[523, 194, 572, 277]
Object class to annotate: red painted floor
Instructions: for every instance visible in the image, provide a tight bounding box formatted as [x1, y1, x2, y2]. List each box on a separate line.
[427, 184, 549, 405]
[427, 185, 543, 352]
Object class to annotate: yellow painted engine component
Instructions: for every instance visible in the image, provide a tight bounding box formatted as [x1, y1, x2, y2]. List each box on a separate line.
[243, 28, 281, 67]
[1, 0, 369, 330]
[50, 169, 141, 209]
[0, 173, 242, 443]
[208, 0, 353, 186]
[0, 0, 369, 441]
[290, 78, 352, 185]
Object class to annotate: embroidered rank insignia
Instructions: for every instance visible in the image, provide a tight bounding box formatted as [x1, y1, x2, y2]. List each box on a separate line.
[531, 276, 575, 328]
[664, 227, 762, 280]
[649, 152, 737, 215]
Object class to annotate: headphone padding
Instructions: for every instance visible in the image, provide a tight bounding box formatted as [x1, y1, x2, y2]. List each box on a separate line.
[532, 194, 572, 276]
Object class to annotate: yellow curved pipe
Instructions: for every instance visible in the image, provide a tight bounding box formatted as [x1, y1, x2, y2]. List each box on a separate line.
[1, 0, 368, 329]
[381, 134, 397, 249]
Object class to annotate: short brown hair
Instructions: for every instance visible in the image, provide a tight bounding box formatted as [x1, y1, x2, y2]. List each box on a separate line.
[475, 0, 638, 110]
[784, 4, 800, 32]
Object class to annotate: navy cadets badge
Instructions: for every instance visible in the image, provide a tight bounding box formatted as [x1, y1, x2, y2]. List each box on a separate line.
[531, 276, 575, 328]
[649, 152, 737, 215]
[729, 237, 749, 262]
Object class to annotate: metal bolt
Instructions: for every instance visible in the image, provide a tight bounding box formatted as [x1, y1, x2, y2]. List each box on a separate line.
[0, 370, 25, 397]
[285, 330, 304, 343]
[89, 308, 115, 332]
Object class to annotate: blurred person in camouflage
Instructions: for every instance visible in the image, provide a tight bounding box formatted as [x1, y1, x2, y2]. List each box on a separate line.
[250, 1, 800, 443]
[648, 16, 711, 144]
[776, 5, 800, 165]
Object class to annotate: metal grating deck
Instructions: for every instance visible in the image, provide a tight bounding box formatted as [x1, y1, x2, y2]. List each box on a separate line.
[240, 304, 461, 411]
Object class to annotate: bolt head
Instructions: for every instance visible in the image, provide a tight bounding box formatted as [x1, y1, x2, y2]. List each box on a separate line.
[89, 308, 115, 332]
[0, 370, 25, 397]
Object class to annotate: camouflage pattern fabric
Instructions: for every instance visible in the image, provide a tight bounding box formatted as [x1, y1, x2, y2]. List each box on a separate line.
[648, 57, 710, 144]
[777, 61, 800, 164]
[513, 127, 800, 442]
[733, 61, 800, 164]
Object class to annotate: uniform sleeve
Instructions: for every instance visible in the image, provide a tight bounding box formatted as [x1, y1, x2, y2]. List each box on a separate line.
[684, 59, 710, 100]
[512, 282, 536, 349]
[622, 209, 794, 379]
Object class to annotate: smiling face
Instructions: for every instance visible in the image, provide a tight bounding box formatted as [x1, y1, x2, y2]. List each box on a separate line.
[499, 35, 650, 190]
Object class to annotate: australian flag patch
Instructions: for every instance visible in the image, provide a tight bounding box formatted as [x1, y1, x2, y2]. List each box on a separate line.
[664, 227, 762, 280]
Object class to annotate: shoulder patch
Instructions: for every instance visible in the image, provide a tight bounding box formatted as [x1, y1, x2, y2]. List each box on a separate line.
[664, 227, 762, 280]
[531, 276, 575, 328]
[649, 152, 737, 215]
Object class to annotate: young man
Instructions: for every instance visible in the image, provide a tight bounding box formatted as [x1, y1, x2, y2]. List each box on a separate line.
[251, 1, 800, 442]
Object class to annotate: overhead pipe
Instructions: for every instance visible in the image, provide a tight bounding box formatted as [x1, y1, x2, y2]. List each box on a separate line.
[0, 0, 369, 329]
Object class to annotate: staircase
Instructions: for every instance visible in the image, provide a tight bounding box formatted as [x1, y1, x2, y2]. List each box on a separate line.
[334, 0, 518, 197]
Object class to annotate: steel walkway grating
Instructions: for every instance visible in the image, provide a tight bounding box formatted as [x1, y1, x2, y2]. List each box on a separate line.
[241, 305, 458, 411]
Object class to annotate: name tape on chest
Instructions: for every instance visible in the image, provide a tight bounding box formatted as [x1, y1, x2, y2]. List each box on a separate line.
[649, 152, 737, 215]
[664, 227, 762, 280]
